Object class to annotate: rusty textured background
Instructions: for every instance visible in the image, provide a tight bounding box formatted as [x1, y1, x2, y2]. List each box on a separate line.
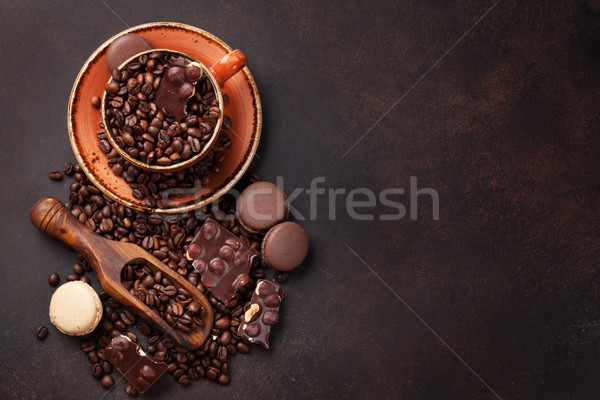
[1, 1, 600, 399]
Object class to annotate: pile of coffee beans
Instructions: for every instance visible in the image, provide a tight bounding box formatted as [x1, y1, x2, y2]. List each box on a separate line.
[46, 164, 273, 394]
[121, 263, 207, 334]
[104, 51, 221, 167]
[96, 119, 230, 209]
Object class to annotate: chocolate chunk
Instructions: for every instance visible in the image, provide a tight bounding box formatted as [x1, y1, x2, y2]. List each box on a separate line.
[104, 335, 168, 393]
[238, 279, 284, 349]
[154, 57, 203, 121]
[187, 219, 259, 304]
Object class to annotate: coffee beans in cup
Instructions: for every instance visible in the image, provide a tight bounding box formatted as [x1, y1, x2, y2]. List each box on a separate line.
[103, 51, 221, 167]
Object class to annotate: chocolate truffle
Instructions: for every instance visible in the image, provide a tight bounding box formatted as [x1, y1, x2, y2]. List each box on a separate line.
[237, 182, 289, 234]
[49, 281, 103, 335]
[261, 222, 309, 271]
[106, 33, 153, 72]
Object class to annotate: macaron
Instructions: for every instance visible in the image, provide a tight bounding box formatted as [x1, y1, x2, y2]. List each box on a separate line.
[49, 281, 103, 336]
[237, 182, 290, 234]
[262, 222, 309, 271]
[106, 33, 153, 72]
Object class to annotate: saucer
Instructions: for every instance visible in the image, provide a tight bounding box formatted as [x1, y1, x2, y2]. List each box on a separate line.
[68, 22, 261, 214]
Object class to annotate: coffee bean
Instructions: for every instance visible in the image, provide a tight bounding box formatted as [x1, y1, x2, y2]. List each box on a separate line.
[48, 170, 63, 181]
[92, 363, 103, 379]
[114, 319, 126, 332]
[187, 367, 199, 380]
[236, 342, 250, 354]
[217, 373, 230, 386]
[81, 276, 91, 285]
[110, 96, 124, 108]
[66, 273, 79, 282]
[82, 341, 96, 352]
[100, 374, 114, 389]
[172, 302, 184, 317]
[277, 271, 289, 283]
[120, 310, 135, 325]
[125, 383, 137, 396]
[138, 321, 151, 336]
[91, 96, 101, 108]
[132, 188, 144, 200]
[178, 374, 191, 386]
[100, 218, 114, 232]
[98, 335, 111, 348]
[162, 285, 177, 296]
[102, 361, 112, 374]
[219, 331, 232, 346]
[105, 81, 119, 94]
[173, 368, 185, 379]
[154, 351, 167, 361]
[222, 116, 232, 130]
[73, 262, 84, 275]
[62, 162, 75, 176]
[214, 317, 230, 330]
[206, 366, 219, 381]
[217, 345, 228, 361]
[35, 325, 48, 340]
[48, 272, 60, 286]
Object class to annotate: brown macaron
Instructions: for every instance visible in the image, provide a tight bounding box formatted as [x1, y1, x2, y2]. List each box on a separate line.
[262, 222, 309, 271]
[106, 33, 153, 72]
[237, 181, 290, 234]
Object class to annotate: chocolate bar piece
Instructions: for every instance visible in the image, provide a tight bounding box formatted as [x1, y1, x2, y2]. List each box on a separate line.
[238, 279, 284, 349]
[104, 335, 168, 393]
[187, 218, 259, 305]
[154, 56, 202, 121]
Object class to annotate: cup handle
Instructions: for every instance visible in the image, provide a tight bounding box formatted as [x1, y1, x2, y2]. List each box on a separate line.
[209, 49, 247, 87]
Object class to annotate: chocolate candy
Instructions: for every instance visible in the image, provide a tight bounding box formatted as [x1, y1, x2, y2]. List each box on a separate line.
[104, 335, 168, 393]
[154, 57, 203, 121]
[262, 221, 309, 271]
[237, 181, 290, 234]
[106, 33, 153, 72]
[187, 219, 259, 305]
[238, 279, 284, 349]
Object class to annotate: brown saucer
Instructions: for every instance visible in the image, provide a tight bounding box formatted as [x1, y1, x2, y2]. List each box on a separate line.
[68, 22, 261, 214]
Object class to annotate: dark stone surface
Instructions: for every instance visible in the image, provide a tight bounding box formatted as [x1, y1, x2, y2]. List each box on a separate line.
[1, 1, 600, 399]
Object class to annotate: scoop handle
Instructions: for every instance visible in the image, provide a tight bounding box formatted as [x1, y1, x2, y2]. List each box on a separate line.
[30, 197, 95, 251]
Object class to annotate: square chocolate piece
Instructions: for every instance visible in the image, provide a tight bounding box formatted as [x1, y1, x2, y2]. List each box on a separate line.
[187, 218, 259, 305]
[104, 335, 168, 393]
[238, 279, 284, 349]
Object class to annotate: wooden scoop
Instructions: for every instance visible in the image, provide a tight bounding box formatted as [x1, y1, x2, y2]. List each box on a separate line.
[30, 197, 213, 350]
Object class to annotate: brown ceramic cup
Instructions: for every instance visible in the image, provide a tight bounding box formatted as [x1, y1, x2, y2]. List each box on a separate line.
[101, 48, 247, 172]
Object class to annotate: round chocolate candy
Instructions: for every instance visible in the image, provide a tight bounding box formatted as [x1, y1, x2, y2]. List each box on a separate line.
[106, 33, 153, 72]
[261, 222, 309, 272]
[237, 182, 289, 234]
